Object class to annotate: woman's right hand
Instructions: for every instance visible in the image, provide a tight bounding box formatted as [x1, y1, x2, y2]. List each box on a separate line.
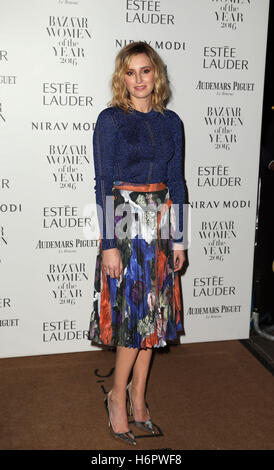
[102, 248, 123, 278]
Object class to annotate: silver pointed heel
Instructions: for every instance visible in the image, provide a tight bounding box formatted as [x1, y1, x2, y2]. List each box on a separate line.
[126, 381, 155, 434]
[104, 391, 136, 446]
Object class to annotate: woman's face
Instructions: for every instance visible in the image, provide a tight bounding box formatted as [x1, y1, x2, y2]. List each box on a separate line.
[124, 53, 155, 104]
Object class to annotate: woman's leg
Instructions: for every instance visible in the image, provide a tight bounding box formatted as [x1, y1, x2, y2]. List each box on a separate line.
[109, 346, 139, 432]
[130, 347, 153, 421]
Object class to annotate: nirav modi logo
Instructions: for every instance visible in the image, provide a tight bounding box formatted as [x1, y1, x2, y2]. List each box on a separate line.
[0, 178, 22, 222]
[211, 0, 251, 31]
[116, 39, 185, 52]
[46, 16, 91, 66]
[0, 202, 22, 214]
[125, 0, 175, 25]
[31, 121, 96, 132]
[46, 144, 90, 190]
[189, 199, 251, 209]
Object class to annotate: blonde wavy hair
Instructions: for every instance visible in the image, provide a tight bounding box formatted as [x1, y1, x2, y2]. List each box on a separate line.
[109, 42, 170, 114]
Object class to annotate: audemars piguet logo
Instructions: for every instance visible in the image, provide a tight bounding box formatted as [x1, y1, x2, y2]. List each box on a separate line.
[35, 238, 98, 250]
[195, 80, 255, 96]
[46, 16, 92, 66]
[211, 0, 251, 31]
[187, 304, 241, 318]
[0, 50, 15, 86]
[0, 297, 19, 328]
[0, 75, 16, 85]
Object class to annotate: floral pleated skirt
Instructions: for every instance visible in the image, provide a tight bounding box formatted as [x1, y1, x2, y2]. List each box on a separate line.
[88, 181, 185, 349]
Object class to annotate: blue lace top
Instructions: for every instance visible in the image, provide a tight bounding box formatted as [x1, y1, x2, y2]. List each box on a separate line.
[92, 105, 186, 250]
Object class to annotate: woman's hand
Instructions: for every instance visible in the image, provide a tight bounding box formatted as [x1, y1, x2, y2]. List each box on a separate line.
[173, 249, 186, 272]
[102, 248, 123, 278]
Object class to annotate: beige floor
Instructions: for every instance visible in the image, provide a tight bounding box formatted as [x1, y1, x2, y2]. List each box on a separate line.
[0, 340, 273, 450]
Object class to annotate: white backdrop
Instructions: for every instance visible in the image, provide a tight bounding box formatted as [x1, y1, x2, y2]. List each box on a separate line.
[0, 0, 270, 357]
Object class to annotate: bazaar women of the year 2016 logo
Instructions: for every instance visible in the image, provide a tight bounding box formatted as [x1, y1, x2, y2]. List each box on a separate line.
[46, 15, 92, 66]
[211, 0, 251, 30]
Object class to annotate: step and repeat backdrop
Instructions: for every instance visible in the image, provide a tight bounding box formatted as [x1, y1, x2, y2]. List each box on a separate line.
[0, 0, 270, 357]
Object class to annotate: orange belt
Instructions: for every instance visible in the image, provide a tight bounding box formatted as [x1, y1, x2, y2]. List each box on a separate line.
[113, 181, 167, 192]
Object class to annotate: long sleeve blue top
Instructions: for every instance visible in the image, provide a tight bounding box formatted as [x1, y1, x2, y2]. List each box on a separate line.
[93, 105, 186, 250]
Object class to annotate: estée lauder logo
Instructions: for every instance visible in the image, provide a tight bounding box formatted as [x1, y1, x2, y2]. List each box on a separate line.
[125, 0, 175, 25]
[197, 165, 242, 187]
[42, 82, 93, 106]
[43, 205, 91, 228]
[42, 319, 89, 341]
[203, 46, 248, 70]
[193, 275, 236, 297]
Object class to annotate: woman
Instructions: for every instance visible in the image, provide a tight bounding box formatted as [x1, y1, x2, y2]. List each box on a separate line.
[88, 41, 186, 446]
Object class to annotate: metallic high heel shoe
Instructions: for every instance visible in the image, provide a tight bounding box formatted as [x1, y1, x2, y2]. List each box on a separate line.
[126, 381, 155, 434]
[104, 391, 136, 446]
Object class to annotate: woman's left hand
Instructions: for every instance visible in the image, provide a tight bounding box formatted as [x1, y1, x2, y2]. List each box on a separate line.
[173, 249, 186, 272]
